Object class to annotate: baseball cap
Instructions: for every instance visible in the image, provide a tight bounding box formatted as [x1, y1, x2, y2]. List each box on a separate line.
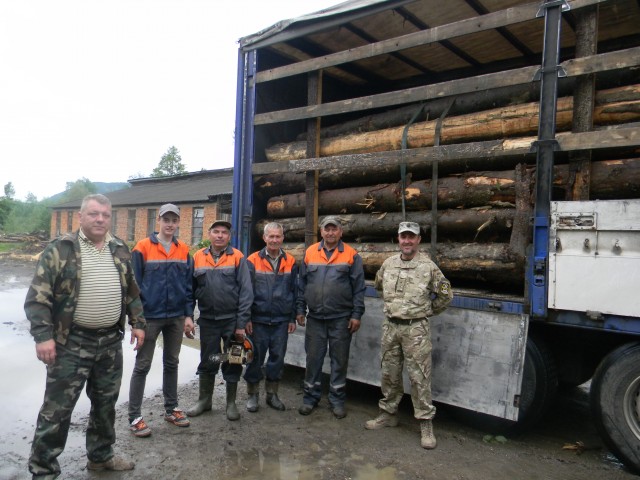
[209, 219, 232, 230]
[320, 215, 342, 229]
[158, 203, 180, 217]
[398, 221, 420, 235]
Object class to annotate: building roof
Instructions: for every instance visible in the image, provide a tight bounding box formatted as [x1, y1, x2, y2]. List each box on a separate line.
[52, 168, 233, 210]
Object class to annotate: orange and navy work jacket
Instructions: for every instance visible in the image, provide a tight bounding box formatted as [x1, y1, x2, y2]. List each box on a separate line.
[246, 248, 298, 325]
[132, 233, 193, 320]
[192, 245, 253, 328]
[296, 240, 365, 321]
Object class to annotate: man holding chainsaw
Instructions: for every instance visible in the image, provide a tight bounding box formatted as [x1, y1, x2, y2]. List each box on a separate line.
[243, 222, 298, 413]
[187, 219, 253, 421]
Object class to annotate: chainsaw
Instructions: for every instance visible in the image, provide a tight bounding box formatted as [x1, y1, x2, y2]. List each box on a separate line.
[208, 336, 254, 366]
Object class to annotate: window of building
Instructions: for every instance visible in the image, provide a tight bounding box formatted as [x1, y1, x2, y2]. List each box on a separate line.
[55, 211, 61, 237]
[127, 209, 136, 242]
[217, 194, 232, 221]
[111, 210, 118, 237]
[191, 207, 204, 245]
[67, 211, 73, 233]
[147, 209, 157, 235]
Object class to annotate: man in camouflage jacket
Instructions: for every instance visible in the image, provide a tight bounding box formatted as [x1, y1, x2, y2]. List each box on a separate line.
[25, 194, 145, 479]
[365, 221, 452, 450]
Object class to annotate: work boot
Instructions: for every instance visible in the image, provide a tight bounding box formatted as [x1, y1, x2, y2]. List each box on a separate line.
[246, 382, 259, 413]
[86, 455, 135, 471]
[265, 381, 285, 411]
[226, 382, 240, 421]
[365, 411, 399, 430]
[420, 419, 437, 449]
[187, 375, 215, 417]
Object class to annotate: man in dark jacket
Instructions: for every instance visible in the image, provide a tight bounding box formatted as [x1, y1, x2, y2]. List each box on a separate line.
[296, 216, 365, 419]
[243, 222, 297, 413]
[128, 203, 194, 437]
[25, 194, 145, 479]
[187, 219, 253, 421]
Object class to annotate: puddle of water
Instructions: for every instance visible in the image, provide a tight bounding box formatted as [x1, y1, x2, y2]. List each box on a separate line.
[224, 449, 399, 480]
[0, 287, 201, 460]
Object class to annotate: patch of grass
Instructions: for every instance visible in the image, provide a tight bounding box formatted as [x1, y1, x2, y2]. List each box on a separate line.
[0, 242, 25, 254]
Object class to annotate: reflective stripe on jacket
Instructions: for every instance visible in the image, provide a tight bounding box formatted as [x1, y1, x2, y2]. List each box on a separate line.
[247, 248, 298, 324]
[297, 240, 365, 321]
[192, 245, 253, 328]
[132, 233, 194, 319]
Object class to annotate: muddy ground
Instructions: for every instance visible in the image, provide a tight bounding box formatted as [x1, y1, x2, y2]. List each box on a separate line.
[0, 255, 636, 480]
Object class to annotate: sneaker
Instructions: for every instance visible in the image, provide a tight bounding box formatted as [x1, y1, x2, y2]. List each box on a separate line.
[129, 417, 151, 437]
[365, 411, 399, 430]
[298, 403, 315, 416]
[165, 408, 190, 427]
[87, 455, 135, 471]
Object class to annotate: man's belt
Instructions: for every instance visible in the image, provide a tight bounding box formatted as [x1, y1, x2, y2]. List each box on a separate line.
[71, 323, 120, 335]
[387, 316, 426, 325]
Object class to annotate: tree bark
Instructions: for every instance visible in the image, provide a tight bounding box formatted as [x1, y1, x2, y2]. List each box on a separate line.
[265, 85, 640, 162]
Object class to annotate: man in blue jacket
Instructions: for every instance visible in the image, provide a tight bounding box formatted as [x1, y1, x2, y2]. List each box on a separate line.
[128, 203, 194, 437]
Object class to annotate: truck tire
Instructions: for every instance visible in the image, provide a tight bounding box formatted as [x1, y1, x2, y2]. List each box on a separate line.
[516, 334, 558, 429]
[590, 342, 640, 473]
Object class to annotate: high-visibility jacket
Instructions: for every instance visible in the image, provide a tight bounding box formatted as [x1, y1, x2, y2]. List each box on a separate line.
[192, 244, 253, 328]
[296, 240, 365, 321]
[246, 248, 298, 324]
[132, 233, 194, 320]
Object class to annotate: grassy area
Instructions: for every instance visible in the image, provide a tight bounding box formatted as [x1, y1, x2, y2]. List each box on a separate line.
[0, 242, 25, 254]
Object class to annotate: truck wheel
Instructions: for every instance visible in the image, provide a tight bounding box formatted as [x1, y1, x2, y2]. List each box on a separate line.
[590, 342, 640, 473]
[516, 334, 558, 429]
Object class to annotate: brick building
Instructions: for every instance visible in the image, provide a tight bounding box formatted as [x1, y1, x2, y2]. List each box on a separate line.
[50, 168, 233, 247]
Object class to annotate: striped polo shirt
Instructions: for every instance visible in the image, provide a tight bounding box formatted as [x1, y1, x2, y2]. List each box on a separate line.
[73, 230, 122, 329]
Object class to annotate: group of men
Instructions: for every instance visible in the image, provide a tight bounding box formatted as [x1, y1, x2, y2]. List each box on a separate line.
[25, 194, 453, 479]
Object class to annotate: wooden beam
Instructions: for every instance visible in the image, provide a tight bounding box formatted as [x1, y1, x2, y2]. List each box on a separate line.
[254, 47, 640, 126]
[255, 0, 605, 84]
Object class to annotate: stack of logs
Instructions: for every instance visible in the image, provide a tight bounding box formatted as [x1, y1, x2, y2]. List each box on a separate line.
[255, 84, 640, 290]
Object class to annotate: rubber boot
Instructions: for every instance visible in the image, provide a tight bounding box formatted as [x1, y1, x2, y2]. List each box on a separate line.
[420, 419, 437, 449]
[265, 381, 285, 411]
[246, 382, 259, 413]
[226, 382, 240, 421]
[187, 375, 214, 417]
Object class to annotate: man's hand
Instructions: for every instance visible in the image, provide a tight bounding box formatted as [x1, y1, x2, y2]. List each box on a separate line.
[234, 328, 245, 342]
[245, 321, 253, 335]
[130, 328, 145, 350]
[35, 339, 56, 365]
[348, 318, 361, 334]
[296, 314, 306, 327]
[288, 322, 297, 334]
[184, 316, 196, 339]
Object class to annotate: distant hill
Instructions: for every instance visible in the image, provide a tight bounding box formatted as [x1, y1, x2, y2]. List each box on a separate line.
[47, 182, 130, 203]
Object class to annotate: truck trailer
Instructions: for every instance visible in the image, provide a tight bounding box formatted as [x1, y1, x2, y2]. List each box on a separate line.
[231, 0, 640, 471]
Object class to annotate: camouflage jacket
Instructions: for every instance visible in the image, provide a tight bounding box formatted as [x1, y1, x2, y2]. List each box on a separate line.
[25, 231, 146, 345]
[374, 252, 453, 319]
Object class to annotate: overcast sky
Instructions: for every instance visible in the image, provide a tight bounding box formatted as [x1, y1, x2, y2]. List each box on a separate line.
[0, 0, 340, 201]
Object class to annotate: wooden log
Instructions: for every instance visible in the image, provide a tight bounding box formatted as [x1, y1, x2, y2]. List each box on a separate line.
[283, 241, 522, 285]
[266, 158, 640, 217]
[258, 208, 516, 242]
[265, 85, 640, 162]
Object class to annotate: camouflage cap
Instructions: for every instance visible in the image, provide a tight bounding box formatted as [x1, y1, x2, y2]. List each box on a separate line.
[320, 215, 342, 229]
[209, 219, 232, 230]
[398, 221, 420, 235]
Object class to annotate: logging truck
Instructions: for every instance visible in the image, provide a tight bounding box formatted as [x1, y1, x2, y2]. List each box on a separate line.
[230, 0, 640, 471]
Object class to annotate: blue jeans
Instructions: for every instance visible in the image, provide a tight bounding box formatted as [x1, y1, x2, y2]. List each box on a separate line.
[302, 316, 352, 408]
[128, 317, 185, 421]
[197, 317, 242, 382]
[244, 321, 289, 384]
[29, 326, 123, 477]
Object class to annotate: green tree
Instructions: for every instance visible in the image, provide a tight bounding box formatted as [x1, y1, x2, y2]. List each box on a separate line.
[3, 182, 15, 199]
[3, 199, 51, 234]
[151, 146, 187, 177]
[60, 178, 97, 202]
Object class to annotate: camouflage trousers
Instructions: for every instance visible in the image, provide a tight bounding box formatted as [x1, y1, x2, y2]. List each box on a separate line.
[378, 318, 436, 420]
[29, 326, 124, 477]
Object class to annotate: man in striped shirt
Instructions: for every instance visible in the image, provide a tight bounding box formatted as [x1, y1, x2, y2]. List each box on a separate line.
[25, 194, 146, 479]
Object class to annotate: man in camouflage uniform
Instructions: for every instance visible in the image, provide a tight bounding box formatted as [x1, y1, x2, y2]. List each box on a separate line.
[25, 194, 146, 479]
[365, 221, 452, 449]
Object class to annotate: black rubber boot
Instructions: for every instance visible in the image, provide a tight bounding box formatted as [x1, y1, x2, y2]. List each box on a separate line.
[226, 382, 240, 421]
[246, 382, 259, 413]
[266, 381, 285, 411]
[187, 375, 214, 417]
